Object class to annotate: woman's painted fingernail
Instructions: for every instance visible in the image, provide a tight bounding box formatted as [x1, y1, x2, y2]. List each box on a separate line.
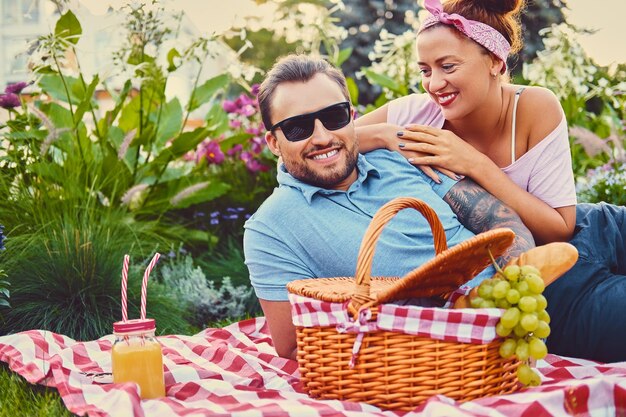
[455, 175, 462, 180]
[398, 143, 405, 148]
[435, 177, 441, 184]
[407, 158, 414, 163]
[396, 131, 404, 137]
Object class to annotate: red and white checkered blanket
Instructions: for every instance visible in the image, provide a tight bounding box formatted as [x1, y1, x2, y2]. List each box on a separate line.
[1, 317, 626, 417]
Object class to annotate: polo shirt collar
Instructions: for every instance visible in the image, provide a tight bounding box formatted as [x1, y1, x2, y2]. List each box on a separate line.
[277, 153, 381, 204]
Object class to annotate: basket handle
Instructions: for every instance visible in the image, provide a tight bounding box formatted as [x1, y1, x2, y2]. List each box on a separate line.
[349, 197, 447, 314]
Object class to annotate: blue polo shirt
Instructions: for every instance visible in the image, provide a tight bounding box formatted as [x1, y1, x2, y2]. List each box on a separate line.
[243, 149, 494, 301]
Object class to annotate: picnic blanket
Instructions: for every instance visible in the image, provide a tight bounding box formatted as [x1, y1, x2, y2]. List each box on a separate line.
[1, 317, 626, 417]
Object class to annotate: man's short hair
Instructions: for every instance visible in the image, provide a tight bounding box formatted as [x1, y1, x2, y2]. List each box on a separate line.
[258, 54, 350, 131]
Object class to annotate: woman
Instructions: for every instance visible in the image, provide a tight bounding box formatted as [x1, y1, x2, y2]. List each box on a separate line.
[355, 0, 576, 245]
[356, 0, 626, 362]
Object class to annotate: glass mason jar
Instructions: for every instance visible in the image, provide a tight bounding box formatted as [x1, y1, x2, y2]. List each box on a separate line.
[111, 318, 165, 399]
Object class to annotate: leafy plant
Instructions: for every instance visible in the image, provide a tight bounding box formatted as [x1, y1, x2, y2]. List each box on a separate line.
[170, 85, 277, 250]
[0, 269, 8, 317]
[157, 254, 255, 329]
[0, 203, 190, 339]
[0, 6, 245, 247]
[0, 226, 7, 316]
[571, 126, 626, 205]
[521, 23, 625, 183]
[577, 162, 626, 205]
[359, 28, 421, 111]
[0, 3, 267, 336]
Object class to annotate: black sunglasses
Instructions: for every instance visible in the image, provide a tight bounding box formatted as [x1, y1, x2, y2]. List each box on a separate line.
[270, 101, 352, 142]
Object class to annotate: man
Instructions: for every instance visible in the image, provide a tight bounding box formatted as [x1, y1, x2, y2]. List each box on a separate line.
[243, 54, 534, 360]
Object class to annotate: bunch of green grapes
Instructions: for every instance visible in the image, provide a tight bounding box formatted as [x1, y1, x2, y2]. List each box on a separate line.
[471, 264, 550, 387]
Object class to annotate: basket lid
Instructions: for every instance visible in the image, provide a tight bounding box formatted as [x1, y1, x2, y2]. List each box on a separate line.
[286, 198, 515, 309]
[287, 228, 513, 303]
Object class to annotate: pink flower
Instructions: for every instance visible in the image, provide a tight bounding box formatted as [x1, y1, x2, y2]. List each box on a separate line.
[5, 81, 31, 95]
[245, 126, 262, 136]
[229, 119, 242, 129]
[199, 140, 224, 165]
[239, 104, 256, 117]
[240, 151, 252, 162]
[240, 151, 269, 172]
[222, 100, 238, 113]
[246, 158, 270, 173]
[237, 94, 255, 107]
[227, 144, 243, 156]
[251, 136, 265, 154]
[0, 93, 20, 109]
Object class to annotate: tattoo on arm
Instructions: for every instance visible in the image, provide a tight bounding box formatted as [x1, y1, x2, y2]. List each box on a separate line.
[444, 178, 535, 266]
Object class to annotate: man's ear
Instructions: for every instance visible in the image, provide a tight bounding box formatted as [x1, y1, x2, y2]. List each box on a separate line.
[265, 131, 281, 157]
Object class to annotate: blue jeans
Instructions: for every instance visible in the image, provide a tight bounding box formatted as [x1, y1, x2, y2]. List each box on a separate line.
[544, 203, 626, 363]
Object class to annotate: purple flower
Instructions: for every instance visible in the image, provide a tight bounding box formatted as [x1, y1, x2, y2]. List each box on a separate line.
[251, 84, 260, 96]
[227, 144, 243, 156]
[199, 140, 225, 165]
[0, 93, 20, 109]
[240, 151, 252, 163]
[0, 224, 5, 251]
[5, 81, 30, 95]
[235, 94, 258, 116]
[222, 100, 238, 113]
[245, 157, 270, 173]
[245, 126, 262, 136]
[251, 136, 265, 154]
[237, 94, 255, 108]
[239, 104, 256, 117]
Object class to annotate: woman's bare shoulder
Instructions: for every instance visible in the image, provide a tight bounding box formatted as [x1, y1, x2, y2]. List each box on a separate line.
[515, 85, 563, 148]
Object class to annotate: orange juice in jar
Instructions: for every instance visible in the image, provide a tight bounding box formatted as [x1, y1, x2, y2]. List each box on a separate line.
[111, 318, 165, 399]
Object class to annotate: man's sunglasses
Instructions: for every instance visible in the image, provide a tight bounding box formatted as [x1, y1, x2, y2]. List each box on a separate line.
[270, 101, 352, 142]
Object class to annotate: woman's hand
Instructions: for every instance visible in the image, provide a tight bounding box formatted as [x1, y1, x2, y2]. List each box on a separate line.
[372, 123, 456, 183]
[355, 122, 457, 183]
[397, 124, 485, 179]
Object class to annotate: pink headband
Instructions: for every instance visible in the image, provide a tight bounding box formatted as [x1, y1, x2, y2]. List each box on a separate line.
[419, 0, 511, 71]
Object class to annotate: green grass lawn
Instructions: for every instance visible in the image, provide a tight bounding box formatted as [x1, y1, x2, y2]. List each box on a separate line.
[0, 363, 76, 417]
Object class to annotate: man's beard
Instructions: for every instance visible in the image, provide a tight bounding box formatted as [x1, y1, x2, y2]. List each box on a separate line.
[283, 140, 359, 189]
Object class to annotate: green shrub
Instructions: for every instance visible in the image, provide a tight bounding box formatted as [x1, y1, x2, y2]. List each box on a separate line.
[0, 6, 244, 249]
[0, 4, 259, 335]
[157, 254, 256, 329]
[0, 205, 190, 339]
[576, 162, 626, 205]
[521, 23, 625, 184]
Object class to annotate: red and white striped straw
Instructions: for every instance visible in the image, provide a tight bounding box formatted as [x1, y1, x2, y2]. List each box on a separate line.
[140, 253, 161, 320]
[121, 254, 130, 322]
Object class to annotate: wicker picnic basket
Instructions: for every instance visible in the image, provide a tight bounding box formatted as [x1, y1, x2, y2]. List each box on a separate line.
[287, 197, 521, 410]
